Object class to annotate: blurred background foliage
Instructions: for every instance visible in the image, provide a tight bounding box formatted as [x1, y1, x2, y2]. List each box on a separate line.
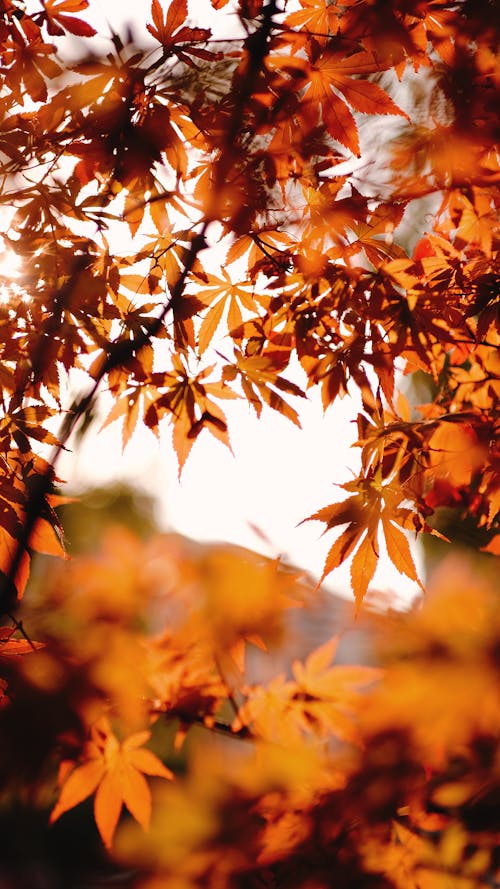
[59, 483, 159, 554]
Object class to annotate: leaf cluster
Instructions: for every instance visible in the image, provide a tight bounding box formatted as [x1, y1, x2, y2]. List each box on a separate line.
[0, 0, 498, 885]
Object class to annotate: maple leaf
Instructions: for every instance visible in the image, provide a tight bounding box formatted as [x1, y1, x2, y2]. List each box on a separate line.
[305, 475, 422, 606]
[333, 201, 407, 268]
[41, 0, 97, 37]
[293, 637, 380, 699]
[284, 0, 339, 44]
[296, 49, 408, 155]
[147, 0, 211, 62]
[291, 636, 382, 742]
[100, 385, 154, 450]
[193, 269, 258, 354]
[236, 639, 380, 746]
[147, 0, 188, 45]
[50, 718, 173, 848]
[222, 349, 304, 427]
[3, 19, 61, 103]
[233, 675, 300, 745]
[143, 355, 235, 475]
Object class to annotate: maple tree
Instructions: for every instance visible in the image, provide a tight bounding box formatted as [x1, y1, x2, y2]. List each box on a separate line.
[0, 0, 498, 886]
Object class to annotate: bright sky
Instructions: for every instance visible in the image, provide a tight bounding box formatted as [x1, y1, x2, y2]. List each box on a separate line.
[60, 377, 423, 606]
[56, 0, 424, 607]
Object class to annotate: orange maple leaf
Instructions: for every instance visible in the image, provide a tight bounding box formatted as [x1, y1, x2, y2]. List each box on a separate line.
[144, 355, 234, 475]
[305, 476, 423, 606]
[50, 718, 173, 848]
[284, 0, 339, 45]
[193, 269, 258, 355]
[301, 50, 408, 155]
[147, 0, 211, 56]
[235, 639, 380, 745]
[292, 636, 382, 742]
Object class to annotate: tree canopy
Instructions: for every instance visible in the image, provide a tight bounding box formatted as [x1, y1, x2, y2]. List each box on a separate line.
[0, 0, 499, 886]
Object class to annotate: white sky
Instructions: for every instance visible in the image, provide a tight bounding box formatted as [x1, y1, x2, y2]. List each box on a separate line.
[54, 0, 424, 607]
[60, 379, 424, 607]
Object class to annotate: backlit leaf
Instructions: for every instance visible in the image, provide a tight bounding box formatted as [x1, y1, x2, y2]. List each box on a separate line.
[51, 719, 173, 848]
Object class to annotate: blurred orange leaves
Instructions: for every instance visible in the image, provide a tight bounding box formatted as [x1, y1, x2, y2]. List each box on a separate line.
[0, 0, 498, 884]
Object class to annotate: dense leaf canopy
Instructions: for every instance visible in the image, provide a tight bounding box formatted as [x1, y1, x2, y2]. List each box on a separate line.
[0, 0, 498, 886]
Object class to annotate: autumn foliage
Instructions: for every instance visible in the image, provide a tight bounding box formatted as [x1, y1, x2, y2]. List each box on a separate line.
[0, 0, 499, 886]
